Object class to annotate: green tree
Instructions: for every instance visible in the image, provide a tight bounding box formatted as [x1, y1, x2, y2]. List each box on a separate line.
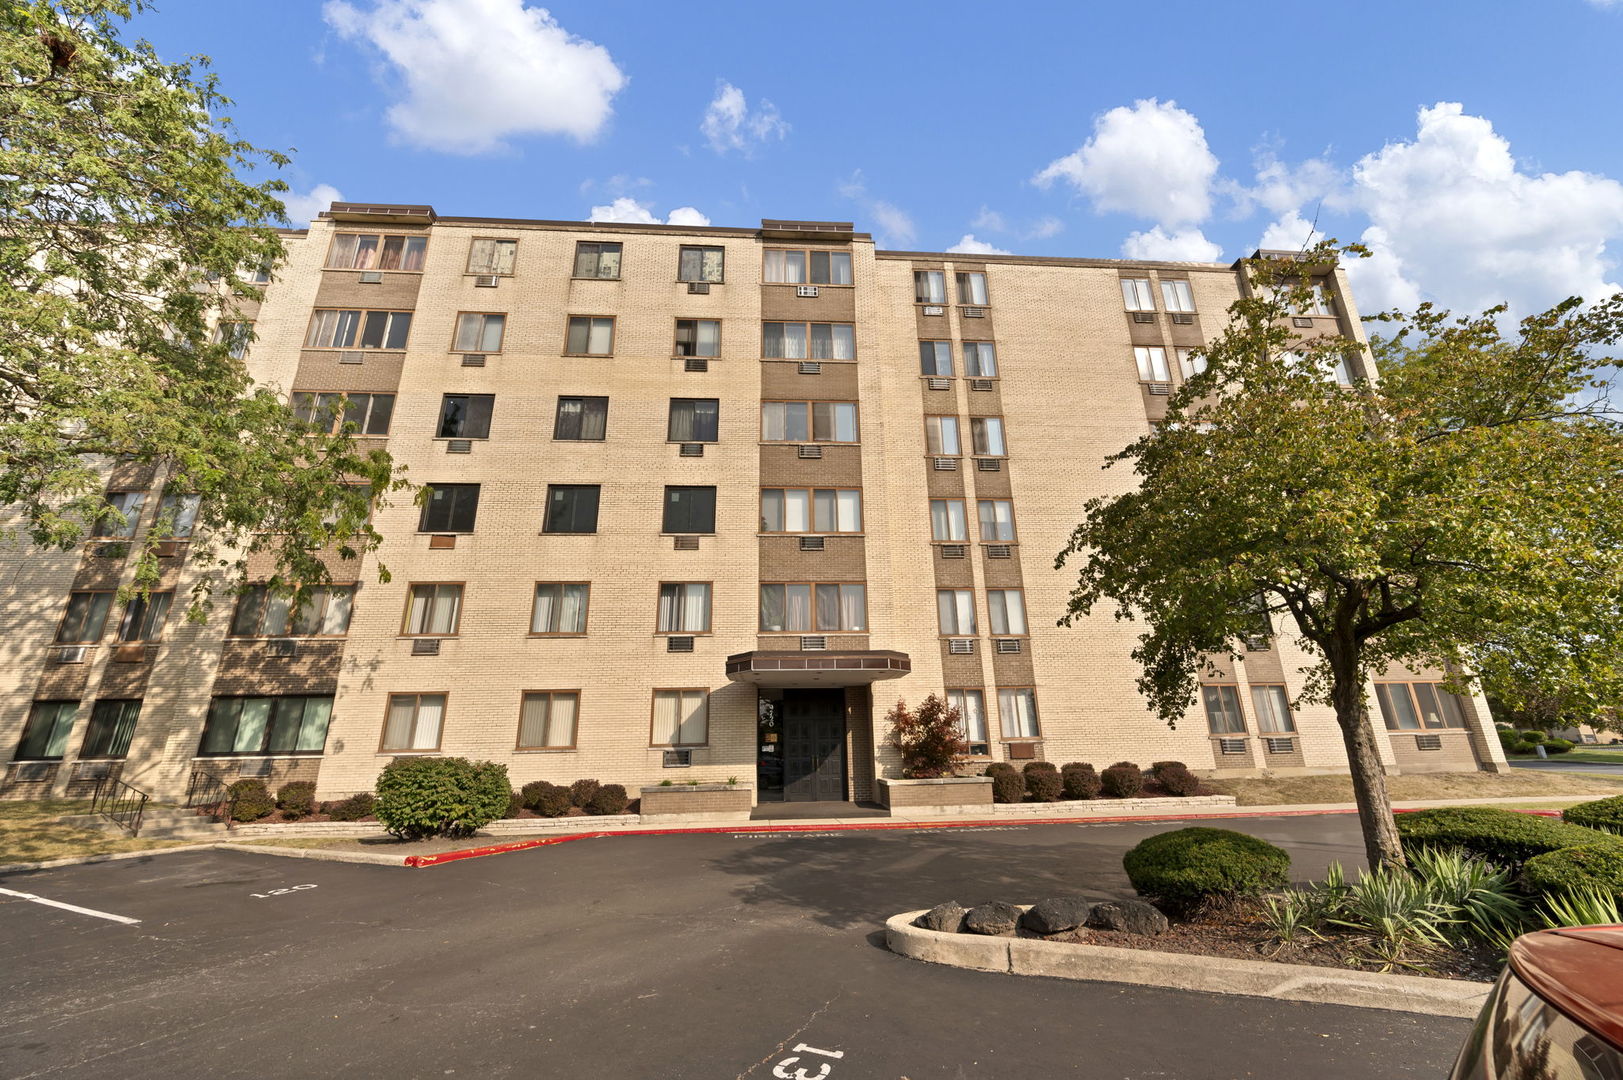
[1056, 243, 1623, 869]
[1, 1, 405, 611]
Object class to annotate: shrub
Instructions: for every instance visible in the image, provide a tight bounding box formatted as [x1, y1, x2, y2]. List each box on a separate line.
[1543, 738, 1574, 755]
[1024, 763, 1062, 802]
[1101, 762, 1144, 798]
[1061, 763, 1102, 800]
[587, 784, 630, 816]
[1150, 761, 1187, 774]
[884, 694, 969, 778]
[1520, 730, 1548, 744]
[519, 780, 569, 817]
[1564, 795, 1623, 835]
[324, 792, 376, 821]
[569, 779, 601, 809]
[275, 781, 317, 820]
[505, 790, 524, 818]
[373, 757, 512, 840]
[1497, 730, 1530, 755]
[985, 763, 1024, 804]
[1123, 827, 1291, 909]
[1522, 842, 1623, 901]
[1155, 763, 1201, 797]
[1396, 807, 1613, 869]
[228, 779, 275, 822]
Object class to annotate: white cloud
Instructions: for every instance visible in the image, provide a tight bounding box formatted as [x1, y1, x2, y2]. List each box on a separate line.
[1258, 210, 1322, 252]
[1027, 216, 1064, 240]
[971, 206, 1007, 232]
[1585, 0, 1620, 9]
[837, 171, 916, 247]
[1034, 99, 1219, 228]
[700, 81, 788, 155]
[1345, 225, 1423, 313]
[946, 234, 1012, 255]
[1121, 226, 1222, 262]
[283, 183, 344, 226]
[323, 0, 626, 154]
[586, 197, 709, 227]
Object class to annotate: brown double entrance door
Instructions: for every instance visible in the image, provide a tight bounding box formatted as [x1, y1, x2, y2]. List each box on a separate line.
[780, 689, 847, 802]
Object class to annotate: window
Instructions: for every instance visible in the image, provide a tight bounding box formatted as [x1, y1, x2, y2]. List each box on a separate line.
[305, 309, 412, 350]
[381, 693, 444, 752]
[418, 483, 480, 533]
[656, 583, 712, 633]
[977, 499, 1016, 541]
[930, 499, 968, 541]
[518, 692, 579, 749]
[963, 342, 998, 377]
[678, 245, 724, 283]
[230, 585, 355, 637]
[327, 233, 427, 272]
[674, 319, 720, 357]
[565, 316, 614, 356]
[956, 272, 989, 305]
[1120, 277, 1155, 312]
[762, 322, 855, 360]
[554, 396, 608, 441]
[453, 312, 506, 353]
[1376, 683, 1466, 731]
[544, 485, 601, 534]
[998, 688, 1041, 738]
[919, 341, 953, 376]
[651, 689, 708, 747]
[57, 591, 113, 643]
[573, 241, 621, 280]
[1251, 686, 1296, 734]
[292, 391, 395, 436]
[987, 590, 1027, 635]
[155, 492, 200, 538]
[214, 320, 252, 359]
[94, 491, 146, 538]
[467, 238, 517, 276]
[1203, 685, 1247, 734]
[662, 486, 716, 534]
[970, 416, 1006, 456]
[1134, 347, 1170, 382]
[80, 700, 141, 760]
[530, 583, 589, 635]
[759, 583, 867, 632]
[200, 695, 333, 755]
[1303, 283, 1334, 316]
[16, 701, 77, 760]
[761, 401, 859, 442]
[914, 270, 946, 304]
[764, 249, 852, 285]
[668, 398, 719, 442]
[1160, 280, 1196, 314]
[1176, 347, 1206, 379]
[937, 589, 976, 635]
[403, 584, 462, 636]
[924, 416, 960, 455]
[760, 488, 861, 533]
[117, 591, 172, 642]
[437, 395, 494, 439]
[243, 262, 272, 285]
[948, 689, 989, 755]
[1329, 352, 1357, 386]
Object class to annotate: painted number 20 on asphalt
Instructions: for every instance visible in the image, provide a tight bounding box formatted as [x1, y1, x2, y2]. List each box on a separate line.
[773, 1043, 844, 1080]
[249, 884, 318, 899]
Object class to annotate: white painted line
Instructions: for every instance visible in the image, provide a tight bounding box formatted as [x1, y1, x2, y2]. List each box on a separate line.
[0, 887, 141, 925]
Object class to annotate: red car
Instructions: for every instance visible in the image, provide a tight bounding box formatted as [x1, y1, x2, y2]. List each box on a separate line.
[1450, 926, 1623, 1079]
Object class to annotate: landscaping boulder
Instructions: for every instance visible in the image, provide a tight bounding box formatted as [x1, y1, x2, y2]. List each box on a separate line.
[915, 901, 968, 933]
[1086, 899, 1169, 936]
[963, 901, 1022, 936]
[1019, 896, 1092, 935]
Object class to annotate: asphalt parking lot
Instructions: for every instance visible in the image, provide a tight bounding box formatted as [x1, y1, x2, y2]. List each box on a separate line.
[0, 815, 1475, 1079]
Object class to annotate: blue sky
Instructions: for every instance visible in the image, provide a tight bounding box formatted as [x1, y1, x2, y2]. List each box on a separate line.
[133, 0, 1623, 317]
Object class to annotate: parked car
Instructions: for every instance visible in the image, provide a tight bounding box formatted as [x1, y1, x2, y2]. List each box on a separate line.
[1449, 926, 1623, 1079]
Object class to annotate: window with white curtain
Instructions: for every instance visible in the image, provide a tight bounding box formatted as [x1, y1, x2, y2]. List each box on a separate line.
[930, 499, 968, 541]
[656, 583, 712, 633]
[554, 397, 608, 441]
[970, 417, 1006, 456]
[1120, 278, 1156, 311]
[668, 398, 719, 442]
[937, 589, 976, 635]
[674, 319, 720, 357]
[328, 233, 427, 271]
[117, 591, 172, 642]
[518, 691, 578, 749]
[403, 584, 462, 636]
[914, 270, 946, 303]
[925, 415, 960, 455]
[201, 696, 332, 755]
[1376, 683, 1465, 731]
[1160, 279, 1196, 313]
[919, 341, 953, 376]
[453, 312, 506, 353]
[1176, 347, 1206, 379]
[156, 492, 202, 537]
[1134, 346, 1170, 382]
[760, 489, 861, 533]
[1202, 685, 1247, 734]
[530, 583, 589, 634]
[998, 688, 1041, 738]
[762, 322, 855, 360]
[305, 309, 412, 349]
[947, 689, 989, 754]
[764, 249, 852, 285]
[1251, 685, 1296, 733]
[760, 401, 858, 442]
[381, 693, 445, 752]
[651, 689, 709, 746]
[987, 590, 1027, 635]
[956, 272, 989, 305]
[759, 583, 866, 632]
[94, 490, 146, 538]
[1303, 284, 1334, 316]
[977, 499, 1016, 542]
[963, 342, 998, 377]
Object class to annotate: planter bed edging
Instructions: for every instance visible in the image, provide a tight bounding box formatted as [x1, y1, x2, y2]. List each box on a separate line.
[885, 909, 1491, 1019]
[991, 794, 1236, 816]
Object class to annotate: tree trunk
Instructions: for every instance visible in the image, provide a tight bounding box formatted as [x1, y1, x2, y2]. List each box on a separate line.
[1329, 645, 1406, 870]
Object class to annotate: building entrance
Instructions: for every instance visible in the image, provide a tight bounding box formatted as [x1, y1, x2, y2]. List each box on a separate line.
[757, 689, 847, 802]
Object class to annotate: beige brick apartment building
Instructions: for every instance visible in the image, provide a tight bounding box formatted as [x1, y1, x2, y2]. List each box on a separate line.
[0, 204, 1506, 807]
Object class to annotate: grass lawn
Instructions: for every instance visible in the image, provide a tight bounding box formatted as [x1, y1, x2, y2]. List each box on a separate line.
[0, 800, 198, 866]
[1206, 769, 1623, 807]
[1506, 748, 1623, 766]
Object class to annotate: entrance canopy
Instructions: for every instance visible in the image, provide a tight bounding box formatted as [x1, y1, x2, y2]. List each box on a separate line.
[725, 649, 910, 688]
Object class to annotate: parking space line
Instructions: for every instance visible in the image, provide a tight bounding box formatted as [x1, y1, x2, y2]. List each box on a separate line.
[0, 886, 141, 925]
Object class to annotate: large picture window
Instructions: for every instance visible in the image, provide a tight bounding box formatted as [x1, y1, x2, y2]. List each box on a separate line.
[651, 689, 708, 746]
[759, 583, 866, 632]
[764, 249, 852, 285]
[327, 233, 427, 271]
[760, 489, 861, 533]
[304, 309, 412, 350]
[761, 401, 858, 443]
[200, 696, 333, 755]
[1375, 683, 1466, 731]
[231, 585, 355, 637]
[761, 322, 855, 361]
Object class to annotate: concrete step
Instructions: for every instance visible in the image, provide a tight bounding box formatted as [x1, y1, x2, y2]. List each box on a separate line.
[132, 823, 228, 839]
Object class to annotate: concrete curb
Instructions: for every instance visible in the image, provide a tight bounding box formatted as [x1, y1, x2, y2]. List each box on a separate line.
[213, 843, 411, 866]
[884, 910, 1492, 1019]
[0, 843, 223, 876]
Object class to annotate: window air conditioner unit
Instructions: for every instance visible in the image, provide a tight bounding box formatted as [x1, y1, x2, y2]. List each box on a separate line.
[932, 457, 957, 471]
[1292, 316, 1314, 328]
[673, 535, 700, 550]
[474, 275, 499, 288]
[994, 639, 1022, 654]
[969, 379, 994, 391]
[265, 638, 298, 658]
[678, 443, 704, 457]
[799, 635, 827, 651]
[798, 536, 825, 552]
[11, 762, 52, 781]
[410, 638, 441, 656]
[922, 305, 944, 316]
[797, 444, 822, 459]
[153, 540, 181, 558]
[1244, 634, 1270, 651]
[663, 749, 693, 767]
[358, 271, 383, 284]
[985, 544, 1013, 559]
[975, 458, 1002, 472]
[90, 542, 127, 558]
[684, 357, 709, 372]
[54, 645, 89, 664]
[446, 439, 473, 454]
[961, 306, 987, 318]
[1147, 382, 1172, 396]
[1007, 742, 1037, 761]
[687, 282, 710, 294]
[238, 758, 273, 778]
[795, 285, 819, 298]
[460, 353, 486, 367]
[111, 643, 146, 663]
[73, 760, 113, 781]
[337, 350, 364, 365]
[939, 544, 967, 560]
[666, 635, 694, 653]
[1416, 734, 1443, 751]
[797, 361, 821, 375]
[947, 638, 975, 655]
[427, 534, 456, 549]
[1131, 312, 1156, 324]
[1265, 737, 1295, 755]
[926, 377, 951, 391]
[1218, 738, 1248, 755]
[1172, 313, 1194, 325]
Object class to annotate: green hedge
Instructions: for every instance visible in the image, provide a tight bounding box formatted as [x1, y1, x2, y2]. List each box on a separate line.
[1543, 738, 1574, 755]
[1522, 842, 1623, 900]
[1564, 795, 1623, 836]
[373, 757, 511, 840]
[1122, 827, 1290, 909]
[1396, 807, 1612, 869]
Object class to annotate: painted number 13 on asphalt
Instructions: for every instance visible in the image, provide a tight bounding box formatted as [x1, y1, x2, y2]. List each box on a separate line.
[773, 1043, 845, 1080]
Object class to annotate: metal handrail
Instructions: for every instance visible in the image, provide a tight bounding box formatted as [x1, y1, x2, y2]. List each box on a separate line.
[90, 775, 150, 837]
[184, 767, 237, 831]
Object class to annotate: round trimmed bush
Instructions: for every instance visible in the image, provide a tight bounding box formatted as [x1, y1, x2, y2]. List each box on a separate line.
[569, 779, 601, 809]
[1520, 730, 1548, 744]
[1024, 763, 1062, 802]
[1522, 842, 1623, 900]
[275, 781, 317, 820]
[374, 757, 512, 840]
[1061, 763, 1102, 800]
[1154, 763, 1201, 797]
[1564, 795, 1623, 836]
[985, 763, 1024, 804]
[228, 778, 275, 822]
[1101, 762, 1144, 798]
[521, 780, 572, 817]
[324, 792, 375, 821]
[1543, 738, 1575, 755]
[587, 783, 630, 816]
[1498, 730, 1531, 755]
[1122, 827, 1290, 909]
[505, 790, 524, 818]
[1396, 807, 1613, 869]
